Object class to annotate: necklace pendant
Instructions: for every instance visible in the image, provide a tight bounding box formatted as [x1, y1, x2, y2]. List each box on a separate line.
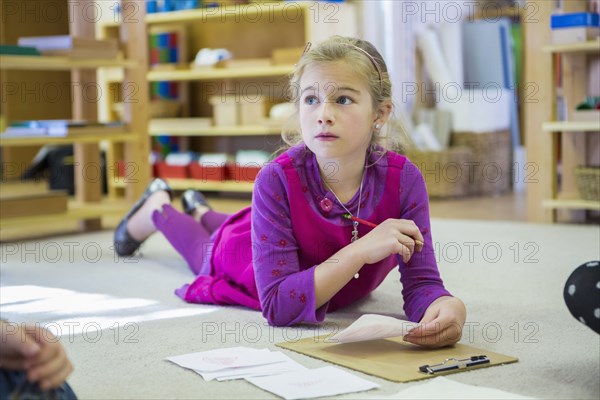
[351, 221, 359, 243]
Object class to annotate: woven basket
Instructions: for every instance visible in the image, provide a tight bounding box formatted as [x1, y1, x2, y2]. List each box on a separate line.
[406, 146, 473, 198]
[450, 130, 512, 196]
[574, 166, 600, 201]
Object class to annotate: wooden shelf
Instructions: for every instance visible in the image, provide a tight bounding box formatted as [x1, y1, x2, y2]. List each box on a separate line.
[0, 132, 138, 147]
[0, 55, 136, 70]
[0, 199, 130, 229]
[149, 123, 282, 136]
[542, 121, 600, 132]
[543, 39, 600, 54]
[542, 198, 600, 210]
[103, 2, 310, 27]
[147, 64, 295, 82]
[112, 177, 254, 193]
[103, 65, 294, 83]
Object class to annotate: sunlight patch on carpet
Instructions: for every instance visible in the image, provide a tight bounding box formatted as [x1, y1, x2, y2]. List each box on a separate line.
[0, 285, 218, 336]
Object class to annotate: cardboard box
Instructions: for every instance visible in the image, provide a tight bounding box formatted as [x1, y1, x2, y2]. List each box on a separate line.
[209, 95, 238, 126]
[239, 100, 266, 125]
[552, 27, 599, 44]
[551, 12, 600, 44]
[572, 110, 600, 122]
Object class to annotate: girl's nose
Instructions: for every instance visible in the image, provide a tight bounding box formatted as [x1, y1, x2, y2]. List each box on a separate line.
[317, 102, 335, 125]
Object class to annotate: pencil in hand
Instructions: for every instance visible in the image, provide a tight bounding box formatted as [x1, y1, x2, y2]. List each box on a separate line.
[342, 213, 424, 247]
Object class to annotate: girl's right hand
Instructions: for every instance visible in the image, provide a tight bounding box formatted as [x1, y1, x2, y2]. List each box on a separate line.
[353, 218, 424, 265]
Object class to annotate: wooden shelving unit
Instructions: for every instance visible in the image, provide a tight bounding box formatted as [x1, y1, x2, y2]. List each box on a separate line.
[0, 0, 149, 239]
[99, 1, 357, 197]
[525, 0, 600, 222]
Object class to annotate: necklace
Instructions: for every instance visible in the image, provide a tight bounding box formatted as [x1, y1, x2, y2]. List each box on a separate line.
[322, 170, 365, 279]
[322, 169, 365, 244]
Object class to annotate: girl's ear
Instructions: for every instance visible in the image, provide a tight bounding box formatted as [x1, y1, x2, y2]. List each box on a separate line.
[374, 100, 393, 125]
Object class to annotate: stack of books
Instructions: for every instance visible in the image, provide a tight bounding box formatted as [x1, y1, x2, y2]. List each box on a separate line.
[17, 35, 118, 59]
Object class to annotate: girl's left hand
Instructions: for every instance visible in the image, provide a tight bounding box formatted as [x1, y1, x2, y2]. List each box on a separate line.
[403, 296, 466, 348]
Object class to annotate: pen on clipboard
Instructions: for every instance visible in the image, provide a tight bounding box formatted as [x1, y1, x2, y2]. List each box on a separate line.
[419, 355, 490, 374]
[342, 213, 425, 247]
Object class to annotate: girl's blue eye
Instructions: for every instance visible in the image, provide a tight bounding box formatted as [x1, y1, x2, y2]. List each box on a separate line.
[337, 96, 353, 105]
[304, 95, 318, 105]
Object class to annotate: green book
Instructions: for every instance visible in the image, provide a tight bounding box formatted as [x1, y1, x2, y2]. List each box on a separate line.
[0, 44, 41, 56]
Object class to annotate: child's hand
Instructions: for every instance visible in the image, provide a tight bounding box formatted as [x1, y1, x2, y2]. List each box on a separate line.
[25, 325, 74, 390]
[403, 296, 467, 348]
[354, 218, 424, 265]
[0, 321, 41, 370]
[0, 321, 74, 390]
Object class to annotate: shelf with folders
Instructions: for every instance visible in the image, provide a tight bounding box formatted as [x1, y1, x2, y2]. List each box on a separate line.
[537, 12, 600, 221]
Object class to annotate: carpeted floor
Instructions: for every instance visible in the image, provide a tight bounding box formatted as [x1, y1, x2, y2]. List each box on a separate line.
[1, 218, 599, 399]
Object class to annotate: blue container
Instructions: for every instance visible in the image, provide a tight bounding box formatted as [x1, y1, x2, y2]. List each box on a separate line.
[174, 0, 199, 11]
[551, 12, 599, 29]
[146, 0, 157, 13]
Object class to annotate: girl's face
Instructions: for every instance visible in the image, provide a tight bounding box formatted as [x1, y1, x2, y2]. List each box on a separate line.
[298, 61, 379, 163]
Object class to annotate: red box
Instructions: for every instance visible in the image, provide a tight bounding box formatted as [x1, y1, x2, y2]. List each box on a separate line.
[115, 160, 126, 177]
[226, 163, 262, 182]
[155, 161, 189, 179]
[188, 163, 226, 181]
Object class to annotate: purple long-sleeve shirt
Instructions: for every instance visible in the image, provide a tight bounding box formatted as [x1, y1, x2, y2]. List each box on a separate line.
[250, 145, 451, 326]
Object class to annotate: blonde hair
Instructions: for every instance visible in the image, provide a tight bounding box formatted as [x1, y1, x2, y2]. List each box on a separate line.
[280, 36, 410, 155]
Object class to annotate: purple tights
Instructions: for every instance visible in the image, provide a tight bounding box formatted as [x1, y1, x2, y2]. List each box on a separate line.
[151, 204, 229, 275]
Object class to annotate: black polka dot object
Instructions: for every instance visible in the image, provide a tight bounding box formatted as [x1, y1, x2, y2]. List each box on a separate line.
[563, 260, 600, 334]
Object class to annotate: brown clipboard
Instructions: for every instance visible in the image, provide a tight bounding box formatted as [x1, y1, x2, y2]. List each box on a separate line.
[276, 336, 518, 383]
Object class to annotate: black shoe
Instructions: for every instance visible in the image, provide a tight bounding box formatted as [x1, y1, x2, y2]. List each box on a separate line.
[114, 178, 172, 256]
[181, 189, 211, 215]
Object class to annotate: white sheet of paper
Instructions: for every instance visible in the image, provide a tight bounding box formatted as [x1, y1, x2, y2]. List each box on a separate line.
[166, 347, 278, 372]
[197, 352, 306, 381]
[377, 377, 535, 399]
[246, 366, 379, 400]
[328, 314, 420, 343]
